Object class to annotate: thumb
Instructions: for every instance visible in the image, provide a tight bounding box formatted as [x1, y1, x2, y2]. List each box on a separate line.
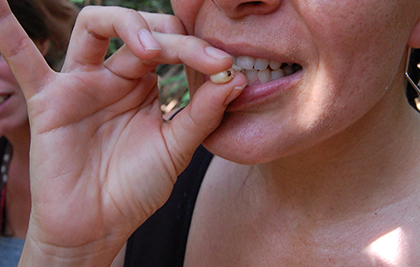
[163, 72, 247, 172]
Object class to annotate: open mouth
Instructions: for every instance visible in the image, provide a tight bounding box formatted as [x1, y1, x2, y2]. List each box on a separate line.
[232, 56, 302, 85]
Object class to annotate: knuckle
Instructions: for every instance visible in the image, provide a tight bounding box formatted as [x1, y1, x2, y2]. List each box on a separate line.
[78, 5, 96, 18]
[123, 8, 141, 19]
[162, 15, 186, 34]
[9, 36, 32, 57]
[181, 35, 196, 47]
[115, 8, 143, 28]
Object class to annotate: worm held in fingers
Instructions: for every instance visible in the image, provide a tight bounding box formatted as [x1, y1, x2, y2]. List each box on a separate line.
[210, 68, 235, 84]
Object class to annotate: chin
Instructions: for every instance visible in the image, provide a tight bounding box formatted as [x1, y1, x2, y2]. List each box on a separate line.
[202, 139, 269, 165]
[201, 109, 337, 165]
[201, 115, 289, 165]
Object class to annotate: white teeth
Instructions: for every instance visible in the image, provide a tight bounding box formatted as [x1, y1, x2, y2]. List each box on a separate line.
[235, 56, 254, 70]
[254, 58, 269, 70]
[271, 69, 285, 80]
[269, 60, 281, 70]
[232, 64, 243, 71]
[232, 55, 301, 85]
[257, 69, 271, 84]
[245, 69, 258, 83]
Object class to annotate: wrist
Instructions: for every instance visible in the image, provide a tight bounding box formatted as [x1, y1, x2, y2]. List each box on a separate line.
[18, 232, 121, 267]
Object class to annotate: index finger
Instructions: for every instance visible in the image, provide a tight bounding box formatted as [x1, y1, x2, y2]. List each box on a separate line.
[0, 0, 52, 99]
[139, 12, 186, 35]
[63, 6, 161, 71]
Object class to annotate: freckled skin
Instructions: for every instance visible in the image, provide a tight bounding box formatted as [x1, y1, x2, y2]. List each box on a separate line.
[172, 1, 420, 265]
[171, 0, 420, 164]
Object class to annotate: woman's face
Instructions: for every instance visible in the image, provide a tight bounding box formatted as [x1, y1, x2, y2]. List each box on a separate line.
[0, 54, 28, 136]
[0, 39, 48, 137]
[171, 0, 420, 163]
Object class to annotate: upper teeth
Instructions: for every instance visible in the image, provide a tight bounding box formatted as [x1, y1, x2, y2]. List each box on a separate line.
[232, 56, 301, 85]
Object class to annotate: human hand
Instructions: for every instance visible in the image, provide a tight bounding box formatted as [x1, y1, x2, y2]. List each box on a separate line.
[0, 2, 246, 266]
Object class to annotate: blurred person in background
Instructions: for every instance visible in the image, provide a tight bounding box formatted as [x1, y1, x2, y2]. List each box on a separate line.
[0, 0, 77, 266]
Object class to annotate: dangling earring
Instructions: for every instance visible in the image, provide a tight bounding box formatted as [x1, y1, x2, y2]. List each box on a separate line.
[405, 47, 420, 94]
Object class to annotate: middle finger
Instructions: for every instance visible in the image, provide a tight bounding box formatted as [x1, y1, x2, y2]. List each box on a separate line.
[62, 6, 160, 72]
[104, 31, 233, 80]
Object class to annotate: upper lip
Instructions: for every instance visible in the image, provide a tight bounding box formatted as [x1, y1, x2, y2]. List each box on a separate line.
[203, 38, 305, 68]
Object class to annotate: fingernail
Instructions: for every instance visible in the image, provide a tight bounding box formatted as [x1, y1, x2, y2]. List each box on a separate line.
[139, 29, 161, 51]
[205, 47, 231, 61]
[224, 83, 246, 105]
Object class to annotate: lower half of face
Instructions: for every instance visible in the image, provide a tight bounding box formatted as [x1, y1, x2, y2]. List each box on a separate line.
[188, 58, 406, 164]
[176, 0, 420, 164]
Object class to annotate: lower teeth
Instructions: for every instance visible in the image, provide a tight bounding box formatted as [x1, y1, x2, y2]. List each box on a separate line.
[241, 64, 301, 85]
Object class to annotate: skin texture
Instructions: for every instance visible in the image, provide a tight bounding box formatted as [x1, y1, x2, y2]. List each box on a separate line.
[0, 0, 418, 266]
[168, 0, 420, 265]
[173, 0, 419, 164]
[0, 2, 246, 266]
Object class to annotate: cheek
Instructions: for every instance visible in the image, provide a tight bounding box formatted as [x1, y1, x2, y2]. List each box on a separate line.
[301, 0, 413, 60]
[13, 98, 29, 123]
[171, 0, 204, 34]
[0, 61, 19, 85]
[300, 0, 412, 106]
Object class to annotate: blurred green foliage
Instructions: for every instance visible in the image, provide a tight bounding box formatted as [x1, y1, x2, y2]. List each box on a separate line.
[70, 0, 173, 13]
[70, 0, 173, 56]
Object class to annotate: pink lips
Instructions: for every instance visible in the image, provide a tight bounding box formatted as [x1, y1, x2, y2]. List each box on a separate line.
[226, 68, 303, 112]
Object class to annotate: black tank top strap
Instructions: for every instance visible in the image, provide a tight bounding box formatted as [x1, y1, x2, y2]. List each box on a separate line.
[0, 137, 13, 236]
[124, 145, 213, 267]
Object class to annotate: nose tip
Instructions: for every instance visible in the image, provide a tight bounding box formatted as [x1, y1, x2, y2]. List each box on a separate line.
[213, 0, 281, 19]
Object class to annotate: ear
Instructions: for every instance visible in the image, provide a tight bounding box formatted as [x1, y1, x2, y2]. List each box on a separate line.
[33, 39, 51, 57]
[408, 17, 420, 48]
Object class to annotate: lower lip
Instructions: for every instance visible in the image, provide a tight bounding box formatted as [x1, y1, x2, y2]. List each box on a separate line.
[226, 70, 302, 112]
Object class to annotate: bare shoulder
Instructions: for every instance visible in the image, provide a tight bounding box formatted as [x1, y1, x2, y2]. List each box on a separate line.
[184, 158, 420, 266]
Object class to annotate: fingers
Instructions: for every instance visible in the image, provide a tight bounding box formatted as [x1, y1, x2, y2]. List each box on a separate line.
[163, 72, 247, 172]
[139, 11, 186, 35]
[63, 6, 161, 71]
[152, 31, 234, 74]
[0, 0, 52, 99]
[63, 6, 232, 80]
[104, 32, 234, 80]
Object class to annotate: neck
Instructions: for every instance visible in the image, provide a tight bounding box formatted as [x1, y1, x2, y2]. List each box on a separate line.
[237, 88, 420, 221]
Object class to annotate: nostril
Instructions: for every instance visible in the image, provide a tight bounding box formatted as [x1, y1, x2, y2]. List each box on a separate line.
[242, 1, 264, 6]
[238, 1, 264, 10]
[213, 0, 281, 19]
[235, 0, 280, 17]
